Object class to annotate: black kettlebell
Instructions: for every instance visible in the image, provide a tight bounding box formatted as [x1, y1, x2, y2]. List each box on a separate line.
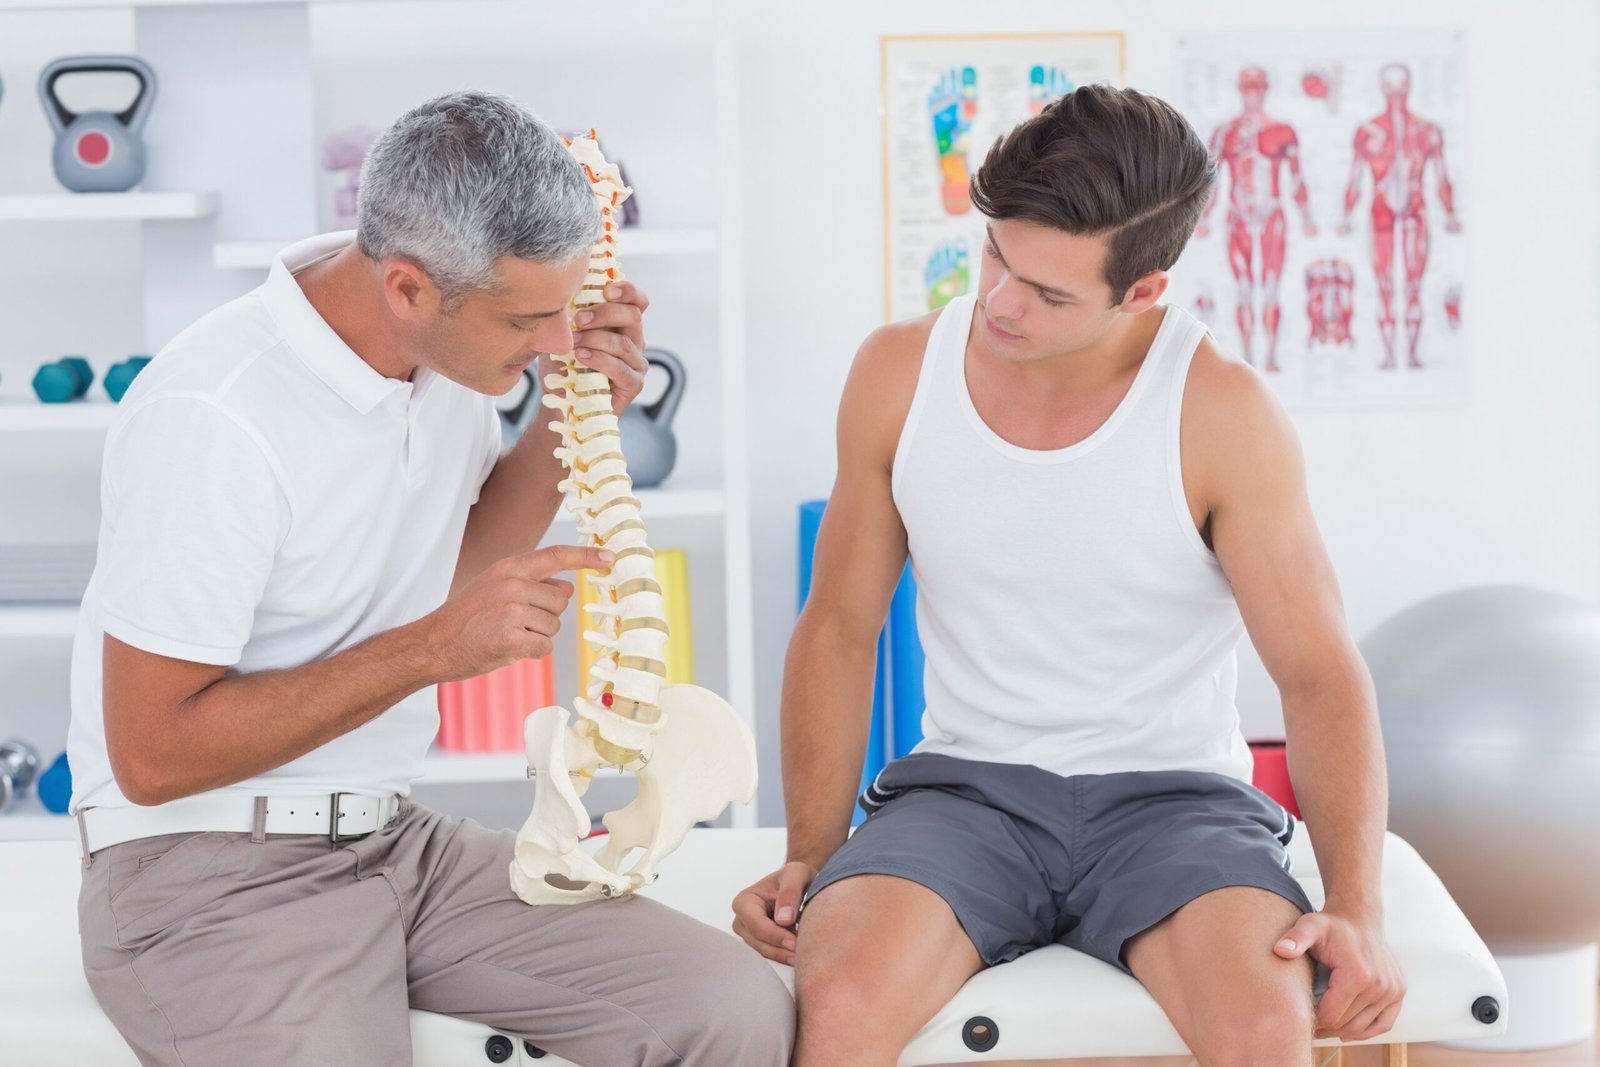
[617, 348, 686, 488]
[39, 55, 158, 193]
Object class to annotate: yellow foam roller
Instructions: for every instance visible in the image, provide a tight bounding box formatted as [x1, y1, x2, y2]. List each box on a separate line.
[655, 548, 695, 685]
[575, 551, 695, 698]
[575, 567, 606, 701]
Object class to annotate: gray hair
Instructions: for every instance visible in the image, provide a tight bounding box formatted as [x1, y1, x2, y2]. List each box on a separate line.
[356, 91, 601, 304]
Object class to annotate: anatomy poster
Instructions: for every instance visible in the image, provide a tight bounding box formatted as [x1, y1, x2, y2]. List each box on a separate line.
[1171, 32, 1468, 408]
[882, 33, 1125, 322]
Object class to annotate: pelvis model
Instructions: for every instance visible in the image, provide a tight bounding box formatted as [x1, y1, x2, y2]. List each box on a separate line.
[510, 133, 757, 906]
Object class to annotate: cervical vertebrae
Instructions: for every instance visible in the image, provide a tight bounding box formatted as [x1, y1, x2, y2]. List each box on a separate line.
[510, 133, 757, 906]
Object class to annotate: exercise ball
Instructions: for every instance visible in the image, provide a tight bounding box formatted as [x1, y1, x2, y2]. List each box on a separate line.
[1364, 585, 1600, 1050]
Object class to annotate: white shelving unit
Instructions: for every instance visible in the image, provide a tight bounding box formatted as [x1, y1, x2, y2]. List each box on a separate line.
[418, 750, 641, 787]
[0, 397, 120, 431]
[0, 0, 392, 9]
[0, 0, 759, 837]
[0, 605, 79, 638]
[0, 191, 218, 222]
[0, 795, 76, 842]
[214, 227, 717, 270]
[418, 750, 530, 785]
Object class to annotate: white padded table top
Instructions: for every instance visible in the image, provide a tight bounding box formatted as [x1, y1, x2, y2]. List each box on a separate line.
[655, 828, 1509, 1063]
[1, 827, 1505, 1065]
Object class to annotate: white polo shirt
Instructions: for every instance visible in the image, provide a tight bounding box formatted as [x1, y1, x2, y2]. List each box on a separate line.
[68, 232, 502, 812]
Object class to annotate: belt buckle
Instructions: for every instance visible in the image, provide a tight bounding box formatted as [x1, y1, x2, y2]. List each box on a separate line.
[328, 792, 357, 843]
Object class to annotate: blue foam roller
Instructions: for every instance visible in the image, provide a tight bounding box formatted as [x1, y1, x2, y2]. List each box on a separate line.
[887, 563, 926, 759]
[37, 752, 72, 814]
[800, 499, 888, 825]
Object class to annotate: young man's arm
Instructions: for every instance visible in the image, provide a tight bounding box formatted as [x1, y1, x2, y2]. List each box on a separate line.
[451, 282, 650, 592]
[731, 320, 928, 965]
[105, 543, 613, 806]
[1186, 343, 1405, 1043]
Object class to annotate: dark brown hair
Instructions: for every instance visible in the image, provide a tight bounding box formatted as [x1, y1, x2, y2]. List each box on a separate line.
[970, 84, 1215, 304]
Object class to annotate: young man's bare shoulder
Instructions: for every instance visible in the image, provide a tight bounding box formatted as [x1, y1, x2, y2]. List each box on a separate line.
[850, 310, 939, 390]
[837, 311, 941, 463]
[1187, 335, 1272, 411]
[1183, 334, 1300, 469]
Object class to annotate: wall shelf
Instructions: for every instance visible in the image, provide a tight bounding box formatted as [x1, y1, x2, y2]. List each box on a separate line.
[0, 605, 79, 639]
[0, 398, 119, 432]
[0, 795, 73, 842]
[0, 0, 391, 10]
[0, 192, 218, 222]
[213, 228, 718, 271]
[552, 480, 726, 524]
[420, 751, 529, 784]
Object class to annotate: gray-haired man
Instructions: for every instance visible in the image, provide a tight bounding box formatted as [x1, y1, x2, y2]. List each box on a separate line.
[68, 92, 793, 1066]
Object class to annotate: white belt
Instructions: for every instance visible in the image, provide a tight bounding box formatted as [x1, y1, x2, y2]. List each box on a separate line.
[77, 792, 402, 855]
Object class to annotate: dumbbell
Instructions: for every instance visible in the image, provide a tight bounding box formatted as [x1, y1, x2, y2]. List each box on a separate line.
[0, 739, 40, 813]
[37, 751, 72, 814]
[31, 356, 94, 403]
[105, 355, 152, 403]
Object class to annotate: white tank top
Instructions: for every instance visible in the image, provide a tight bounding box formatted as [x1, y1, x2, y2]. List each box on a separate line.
[894, 293, 1253, 782]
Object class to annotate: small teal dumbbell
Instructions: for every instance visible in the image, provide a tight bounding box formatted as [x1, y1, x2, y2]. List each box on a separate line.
[32, 356, 95, 403]
[105, 355, 152, 403]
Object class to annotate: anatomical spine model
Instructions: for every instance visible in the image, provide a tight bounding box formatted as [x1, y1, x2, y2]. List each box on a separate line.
[510, 133, 757, 905]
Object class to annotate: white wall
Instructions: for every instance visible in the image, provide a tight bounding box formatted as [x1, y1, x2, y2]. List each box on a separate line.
[737, 0, 1600, 822]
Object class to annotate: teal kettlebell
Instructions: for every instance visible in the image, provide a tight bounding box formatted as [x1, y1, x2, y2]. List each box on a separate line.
[105, 355, 152, 403]
[39, 55, 158, 193]
[617, 349, 686, 488]
[32, 356, 95, 403]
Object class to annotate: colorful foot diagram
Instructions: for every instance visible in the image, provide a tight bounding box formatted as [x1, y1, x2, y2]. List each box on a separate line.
[929, 66, 978, 215]
[924, 238, 971, 311]
[1029, 64, 1076, 116]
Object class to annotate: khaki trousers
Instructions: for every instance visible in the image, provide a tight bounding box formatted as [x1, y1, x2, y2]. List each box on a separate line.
[79, 800, 794, 1066]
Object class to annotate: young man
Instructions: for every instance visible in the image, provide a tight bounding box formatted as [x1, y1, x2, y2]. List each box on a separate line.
[69, 92, 792, 1067]
[733, 85, 1403, 1066]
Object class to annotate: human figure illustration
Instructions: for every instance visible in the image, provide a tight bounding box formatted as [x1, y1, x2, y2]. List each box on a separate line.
[1337, 63, 1462, 369]
[1196, 67, 1316, 373]
[1306, 259, 1355, 347]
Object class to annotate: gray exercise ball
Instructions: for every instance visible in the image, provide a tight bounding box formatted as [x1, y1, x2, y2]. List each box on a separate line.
[1363, 585, 1600, 955]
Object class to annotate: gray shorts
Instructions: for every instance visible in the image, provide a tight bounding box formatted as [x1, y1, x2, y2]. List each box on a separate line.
[804, 753, 1313, 974]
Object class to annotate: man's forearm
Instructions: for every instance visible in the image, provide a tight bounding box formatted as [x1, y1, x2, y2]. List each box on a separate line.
[781, 619, 881, 870]
[1282, 667, 1388, 918]
[453, 422, 567, 591]
[121, 620, 442, 804]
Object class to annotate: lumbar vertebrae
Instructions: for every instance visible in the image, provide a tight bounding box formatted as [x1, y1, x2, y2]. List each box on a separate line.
[510, 133, 757, 906]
